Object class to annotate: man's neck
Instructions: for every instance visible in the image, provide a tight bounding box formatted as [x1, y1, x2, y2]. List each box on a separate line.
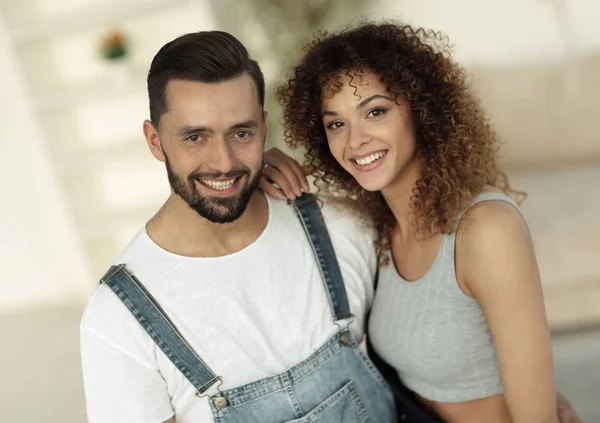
[146, 191, 269, 257]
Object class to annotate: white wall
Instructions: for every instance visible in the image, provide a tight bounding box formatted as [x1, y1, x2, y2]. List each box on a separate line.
[0, 13, 93, 313]
[380, 0, 600, 66]
[375, 0, 600, 167]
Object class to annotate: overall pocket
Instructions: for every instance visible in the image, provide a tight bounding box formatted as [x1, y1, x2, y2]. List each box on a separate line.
[285, 380, 370, 423]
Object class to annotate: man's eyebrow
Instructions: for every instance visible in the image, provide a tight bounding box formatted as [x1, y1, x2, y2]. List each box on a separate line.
[322, 94, 394, 117]
[230, 120, 259, 130]
[176, 125, 211, 137]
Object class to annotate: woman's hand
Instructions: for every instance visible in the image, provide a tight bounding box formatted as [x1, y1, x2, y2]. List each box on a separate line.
[556, 393, 583, 423]
[260, 147, 311, 200]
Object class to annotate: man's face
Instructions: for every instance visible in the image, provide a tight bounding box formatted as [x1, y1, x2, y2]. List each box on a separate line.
[149, 75, 266, 224]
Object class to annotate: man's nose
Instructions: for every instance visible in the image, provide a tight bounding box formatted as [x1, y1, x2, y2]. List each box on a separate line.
[208, 138, 235, 174]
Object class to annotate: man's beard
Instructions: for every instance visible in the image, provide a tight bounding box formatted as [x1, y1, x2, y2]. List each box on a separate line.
[164, 154, 262, 224]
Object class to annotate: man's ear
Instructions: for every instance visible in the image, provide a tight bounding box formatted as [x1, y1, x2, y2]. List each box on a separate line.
[143, 119, 165, 162]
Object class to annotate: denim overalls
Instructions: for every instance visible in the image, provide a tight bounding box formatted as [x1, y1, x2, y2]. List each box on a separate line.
[100, 194, 396, 422]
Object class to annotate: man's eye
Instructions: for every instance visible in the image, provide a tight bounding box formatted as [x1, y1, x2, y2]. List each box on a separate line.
[236, 131, 251, 138]
[186, 134, 200, 142]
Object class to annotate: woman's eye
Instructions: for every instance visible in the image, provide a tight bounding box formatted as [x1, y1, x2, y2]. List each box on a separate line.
[367, 107, 387, 118]
[326, 121, 344, 130]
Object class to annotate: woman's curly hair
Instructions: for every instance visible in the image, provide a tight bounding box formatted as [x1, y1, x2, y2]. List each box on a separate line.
[277, 21, 523, 257]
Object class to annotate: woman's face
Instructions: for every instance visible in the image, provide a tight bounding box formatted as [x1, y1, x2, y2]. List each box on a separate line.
[321, 70, 418, 192]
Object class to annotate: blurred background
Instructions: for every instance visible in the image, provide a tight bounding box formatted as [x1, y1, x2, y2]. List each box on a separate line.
[0, 0, 598, 421]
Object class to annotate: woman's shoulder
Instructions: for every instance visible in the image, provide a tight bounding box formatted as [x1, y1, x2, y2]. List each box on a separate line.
[454, 189, 534, 295]
[456, 188, 529, 254]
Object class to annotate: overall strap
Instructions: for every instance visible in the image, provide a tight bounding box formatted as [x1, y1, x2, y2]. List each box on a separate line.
[100, 264, 220, 395]
[290, 194, 353, 322]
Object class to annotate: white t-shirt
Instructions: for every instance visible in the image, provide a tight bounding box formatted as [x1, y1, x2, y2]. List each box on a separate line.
[80, 195, 377, 423]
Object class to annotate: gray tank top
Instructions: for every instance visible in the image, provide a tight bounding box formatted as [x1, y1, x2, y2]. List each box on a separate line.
[368, 192, 529, 402]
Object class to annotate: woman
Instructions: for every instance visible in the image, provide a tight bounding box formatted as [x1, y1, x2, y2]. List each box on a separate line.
[264, 21, 560, 423]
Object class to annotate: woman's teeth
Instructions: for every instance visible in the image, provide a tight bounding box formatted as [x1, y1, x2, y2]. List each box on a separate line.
[200, 177, 237, 190]
[354, 151, 386, 166]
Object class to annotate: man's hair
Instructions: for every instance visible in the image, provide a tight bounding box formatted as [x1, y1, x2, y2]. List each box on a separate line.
[147, 31, 265, 126]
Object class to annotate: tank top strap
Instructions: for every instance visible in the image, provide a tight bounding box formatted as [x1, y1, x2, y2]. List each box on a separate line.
[446, 191, 532, 260]
[453, 191, 527, 231]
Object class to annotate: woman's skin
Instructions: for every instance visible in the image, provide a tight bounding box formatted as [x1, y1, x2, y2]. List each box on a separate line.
[261, 70, 562, 423]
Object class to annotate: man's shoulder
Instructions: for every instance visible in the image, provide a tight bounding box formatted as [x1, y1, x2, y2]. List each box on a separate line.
[112, 227, 152, 265]
[81, 228, 160, 354]
[315, 195, 378, 300]
[318, 195, 375, 237]
[268, 193, 376, 263]
[81, 280, 150, 354]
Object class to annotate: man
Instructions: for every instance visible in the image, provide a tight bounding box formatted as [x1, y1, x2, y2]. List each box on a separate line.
[80, 31, 395, 423]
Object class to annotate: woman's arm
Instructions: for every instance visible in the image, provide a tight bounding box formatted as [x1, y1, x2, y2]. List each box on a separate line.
[457, 200, 559, 423]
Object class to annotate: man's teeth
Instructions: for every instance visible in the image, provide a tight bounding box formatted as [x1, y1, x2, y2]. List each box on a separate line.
[201, 178, 237, 190]
[354, 151, 386, 166]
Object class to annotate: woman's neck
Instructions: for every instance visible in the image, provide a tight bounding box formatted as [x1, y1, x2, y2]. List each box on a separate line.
[380, 158, 422, 241]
